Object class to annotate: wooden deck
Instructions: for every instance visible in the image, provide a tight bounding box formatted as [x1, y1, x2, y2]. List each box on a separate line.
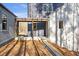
[0, 37, 77, 56]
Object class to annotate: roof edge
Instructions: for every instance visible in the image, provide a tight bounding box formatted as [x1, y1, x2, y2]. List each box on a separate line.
[0, 3, 17, 17]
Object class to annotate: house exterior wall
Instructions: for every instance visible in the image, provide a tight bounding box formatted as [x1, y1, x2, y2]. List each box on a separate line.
[0, 6, 16, 45]
[49, 3, 79, 51]
[28, 3, 53, 18]
[28, 3, 38, 18]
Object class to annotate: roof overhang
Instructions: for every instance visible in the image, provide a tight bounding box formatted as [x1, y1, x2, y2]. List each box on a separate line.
[0, 3, 16, 17]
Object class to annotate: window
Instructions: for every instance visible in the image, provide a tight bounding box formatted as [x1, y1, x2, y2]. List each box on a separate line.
[43, 5, 47, 11]
[2, 14, 7, 30]
[59, 21, 63, 29]
[33, 23, 36, 30]
[49, 4, 52, 11]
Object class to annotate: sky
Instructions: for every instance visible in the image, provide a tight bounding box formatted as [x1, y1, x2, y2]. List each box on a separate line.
[2, 3, 64, 18]
[3, 3, 28, 18]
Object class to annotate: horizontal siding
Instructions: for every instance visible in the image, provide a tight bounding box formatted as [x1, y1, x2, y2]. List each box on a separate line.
[0, 6, 16, 45]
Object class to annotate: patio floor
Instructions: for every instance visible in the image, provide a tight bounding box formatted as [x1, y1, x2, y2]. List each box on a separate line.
[0, 37, 77, 56]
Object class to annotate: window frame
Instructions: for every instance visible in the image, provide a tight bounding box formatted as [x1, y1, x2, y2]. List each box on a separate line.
[2, 14, 7, 31]
[59, 20, 63, 29]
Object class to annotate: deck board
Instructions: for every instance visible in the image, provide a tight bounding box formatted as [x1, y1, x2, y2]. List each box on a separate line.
[0, 40, 18, 56]
[0, 37, 76, 56]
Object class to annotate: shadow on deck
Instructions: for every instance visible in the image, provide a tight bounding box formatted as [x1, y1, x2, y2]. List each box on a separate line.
[0, 37, 77, 56]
